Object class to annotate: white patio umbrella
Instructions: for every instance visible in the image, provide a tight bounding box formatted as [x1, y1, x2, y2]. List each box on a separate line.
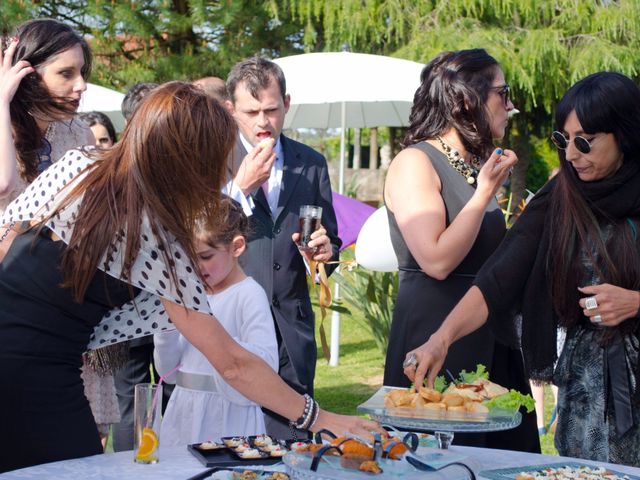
[78, 83, 126, 133]
[273, 52, 424, 365]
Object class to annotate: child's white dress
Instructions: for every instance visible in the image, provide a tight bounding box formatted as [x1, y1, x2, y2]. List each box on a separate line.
[154, 276, 278, 446]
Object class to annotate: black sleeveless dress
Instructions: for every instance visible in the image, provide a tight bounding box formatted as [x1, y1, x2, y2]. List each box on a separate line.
[383, 142, 539, 452]
[0, 228, 136, 472]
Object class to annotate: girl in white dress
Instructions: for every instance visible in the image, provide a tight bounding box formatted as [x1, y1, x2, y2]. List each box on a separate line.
[154, 198, 278, 446]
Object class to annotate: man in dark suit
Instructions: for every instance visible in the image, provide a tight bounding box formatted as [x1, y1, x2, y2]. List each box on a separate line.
[224, 57, 341, 439]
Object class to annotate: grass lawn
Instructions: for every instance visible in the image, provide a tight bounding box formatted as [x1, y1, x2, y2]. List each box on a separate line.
[313, 305, 560, 456]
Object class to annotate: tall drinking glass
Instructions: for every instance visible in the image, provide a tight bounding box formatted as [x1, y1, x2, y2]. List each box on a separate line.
[298, 205, 322, 252]
[133, 383, 161, 464]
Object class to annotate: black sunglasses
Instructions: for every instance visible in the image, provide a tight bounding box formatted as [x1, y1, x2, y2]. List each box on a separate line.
[490, 84, 510, 106]
[550, 131, 597, 155]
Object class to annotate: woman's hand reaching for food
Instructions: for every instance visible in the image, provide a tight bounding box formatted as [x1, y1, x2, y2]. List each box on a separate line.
[312, 409, 386, 441]
[403, 333, 450, 391]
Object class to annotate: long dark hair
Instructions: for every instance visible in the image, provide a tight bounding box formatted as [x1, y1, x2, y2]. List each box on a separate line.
[9, 19, 92, 182]
[549, 72, 640, 339]
[79, 111, 117, 145]
[52, 82, 236, 302]
[403, 49, 500, 158]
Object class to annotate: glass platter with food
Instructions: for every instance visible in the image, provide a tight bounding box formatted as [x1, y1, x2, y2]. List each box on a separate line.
[282, 435, 475, 480]
[358, 364, 533, 432]
[479, 462, 640, 480]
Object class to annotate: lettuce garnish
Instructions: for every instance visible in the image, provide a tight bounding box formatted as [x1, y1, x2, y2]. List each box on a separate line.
[458, 364, 489, 384]
[484, 389, 535, 413]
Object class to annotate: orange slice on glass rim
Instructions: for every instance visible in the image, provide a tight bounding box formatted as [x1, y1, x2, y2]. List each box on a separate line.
[135, 427, 159, 460]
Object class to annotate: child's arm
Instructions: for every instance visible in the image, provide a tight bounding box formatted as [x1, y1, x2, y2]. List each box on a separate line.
[153, 329, 184, 384]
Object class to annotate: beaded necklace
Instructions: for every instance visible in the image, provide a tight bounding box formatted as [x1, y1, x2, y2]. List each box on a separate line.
[436, 136, 481, 186]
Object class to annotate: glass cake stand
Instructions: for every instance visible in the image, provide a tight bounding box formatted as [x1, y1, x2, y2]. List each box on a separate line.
[357, 386, 523, 449]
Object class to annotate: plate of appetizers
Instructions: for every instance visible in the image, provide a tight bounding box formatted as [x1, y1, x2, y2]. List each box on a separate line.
[189, 437, 287, 468]
[479, 462, 640, 480]
[358, 365, 532, 432]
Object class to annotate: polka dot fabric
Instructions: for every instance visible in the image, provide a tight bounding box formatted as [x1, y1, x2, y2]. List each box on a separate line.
[0, 149, 212, 349]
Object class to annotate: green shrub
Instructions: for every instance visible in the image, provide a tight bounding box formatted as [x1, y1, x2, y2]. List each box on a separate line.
[334, 265, 398, 356]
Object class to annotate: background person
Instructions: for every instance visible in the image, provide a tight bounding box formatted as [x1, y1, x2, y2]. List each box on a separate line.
[224, 56, 340, 439]
[193, 76, 227, 102]
[120, 82, 158, 123]
[79, 111, 116, 149]
[0, 82, 379, 472]
[0, 18, 93, 216]
[406, 72, 640, 466]
[154, 197, 278, 446]
[383, 48, 538, 452]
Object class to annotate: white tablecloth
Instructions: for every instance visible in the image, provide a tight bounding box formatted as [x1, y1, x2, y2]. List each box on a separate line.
[2, 445, 640, 479]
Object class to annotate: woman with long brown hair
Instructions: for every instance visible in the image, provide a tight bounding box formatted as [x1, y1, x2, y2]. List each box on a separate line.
[0, 82, 378, 472]
[383, 49, 539, 451]
[0, 19, 93, 214]
[406, 72, 640, 466]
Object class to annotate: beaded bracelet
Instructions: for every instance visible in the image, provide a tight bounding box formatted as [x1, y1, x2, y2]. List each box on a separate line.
[308, 400, 321, 430]
[290, 393, 314, 430]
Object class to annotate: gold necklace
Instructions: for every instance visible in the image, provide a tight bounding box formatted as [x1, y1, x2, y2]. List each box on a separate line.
[436, 136, 480, 186]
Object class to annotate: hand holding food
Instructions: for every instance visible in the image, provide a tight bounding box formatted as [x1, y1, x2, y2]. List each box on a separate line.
[233, 137, 276, 195]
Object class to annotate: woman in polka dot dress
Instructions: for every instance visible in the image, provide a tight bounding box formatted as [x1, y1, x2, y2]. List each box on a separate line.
[0, 82, 380, 473]
[0, 18, 121, 453]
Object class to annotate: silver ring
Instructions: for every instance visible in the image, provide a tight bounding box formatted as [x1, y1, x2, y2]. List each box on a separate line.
[592, 314, 603, 324]
[402, 353, 418, 369]
[585, 296, 598, 310]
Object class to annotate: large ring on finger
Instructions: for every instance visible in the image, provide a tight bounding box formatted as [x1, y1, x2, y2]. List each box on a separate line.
[402, 353, 418, 369]
[592, 314, 603, 324]
[585, 296, 598, 310]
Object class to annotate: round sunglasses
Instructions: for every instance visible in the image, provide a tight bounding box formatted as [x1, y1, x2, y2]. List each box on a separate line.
[550, 131, 598, 154]
[490, 84, 510, 107]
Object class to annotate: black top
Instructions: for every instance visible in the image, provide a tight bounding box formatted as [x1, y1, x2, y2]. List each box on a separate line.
[383, 142, 539, 453]
[0, 228, 136, 472]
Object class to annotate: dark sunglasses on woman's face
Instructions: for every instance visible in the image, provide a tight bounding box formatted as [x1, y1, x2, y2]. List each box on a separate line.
[490, 84, 510, 107]
[550, 131, 596, 154]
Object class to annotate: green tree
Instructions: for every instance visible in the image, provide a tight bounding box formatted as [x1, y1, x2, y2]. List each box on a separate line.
[280, 0, 640, 204]
[2, 0, 308, 88]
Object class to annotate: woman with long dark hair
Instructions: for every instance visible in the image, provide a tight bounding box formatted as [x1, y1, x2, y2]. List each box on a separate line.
[383, 49, 539, 452]
[79, 111, 117, 149]
[0, 19, 93, 215]
[406, 71, 640, 466]
[0, 82, 379, 472]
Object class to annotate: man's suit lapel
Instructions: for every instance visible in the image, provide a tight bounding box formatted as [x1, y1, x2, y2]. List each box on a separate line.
[275, 136, 306, 222]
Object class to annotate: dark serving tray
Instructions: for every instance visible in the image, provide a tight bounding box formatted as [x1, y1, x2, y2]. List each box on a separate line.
[187, 444, 283, 468]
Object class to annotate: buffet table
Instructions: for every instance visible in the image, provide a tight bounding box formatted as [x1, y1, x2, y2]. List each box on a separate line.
[2, 445, 640, 479]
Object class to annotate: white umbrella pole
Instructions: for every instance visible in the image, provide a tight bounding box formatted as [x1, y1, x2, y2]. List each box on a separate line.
[329, 101, 347, 367]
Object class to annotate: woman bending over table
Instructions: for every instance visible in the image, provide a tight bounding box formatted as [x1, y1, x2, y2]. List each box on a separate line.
[0, 82, 379, 473]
